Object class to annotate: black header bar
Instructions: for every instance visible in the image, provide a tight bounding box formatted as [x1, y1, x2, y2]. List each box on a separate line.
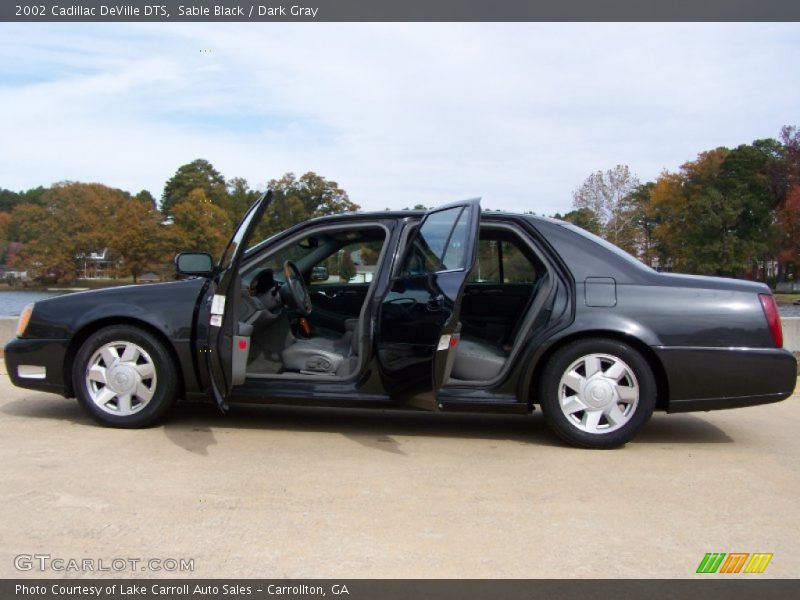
[2, 0, 800, 22]
[3, 579, 800, 600]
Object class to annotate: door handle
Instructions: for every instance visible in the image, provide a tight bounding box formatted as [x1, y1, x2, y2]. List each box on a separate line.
[427, 295, 445, 311]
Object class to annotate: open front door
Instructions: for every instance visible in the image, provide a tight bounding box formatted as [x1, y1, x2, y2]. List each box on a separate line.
[206, 190, 272, 410]
[376, 198, 481, 409]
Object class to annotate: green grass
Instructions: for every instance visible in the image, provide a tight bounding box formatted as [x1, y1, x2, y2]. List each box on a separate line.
[775, 293, 800, 305]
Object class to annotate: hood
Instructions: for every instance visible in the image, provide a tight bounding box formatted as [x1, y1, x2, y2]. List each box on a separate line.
[34, 278, 205, 306]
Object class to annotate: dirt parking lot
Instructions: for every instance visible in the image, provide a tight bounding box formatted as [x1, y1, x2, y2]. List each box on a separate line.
[1, 367, 798, 579]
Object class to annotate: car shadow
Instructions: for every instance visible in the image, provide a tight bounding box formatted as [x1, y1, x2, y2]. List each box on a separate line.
[161, 419, 218, 456]
[635, 413, 733, 444]
[1, 395, 733, 453]
[161, 402, 733, 452]
[163, 401, 558, 454]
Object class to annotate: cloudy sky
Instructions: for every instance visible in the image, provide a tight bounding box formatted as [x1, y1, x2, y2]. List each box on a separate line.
[0, 22, 798, 214]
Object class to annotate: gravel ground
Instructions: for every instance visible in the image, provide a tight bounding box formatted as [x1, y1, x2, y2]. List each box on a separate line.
[1, 368, 798, 579]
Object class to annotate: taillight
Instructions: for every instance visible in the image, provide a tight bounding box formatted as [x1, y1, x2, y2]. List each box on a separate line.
[758, 293, 783, 348]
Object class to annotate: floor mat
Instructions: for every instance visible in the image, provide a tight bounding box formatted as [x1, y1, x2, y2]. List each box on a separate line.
[246, 353, 283, 375]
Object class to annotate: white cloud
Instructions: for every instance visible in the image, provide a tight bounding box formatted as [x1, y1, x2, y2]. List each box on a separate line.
[0, 22, 798, 214]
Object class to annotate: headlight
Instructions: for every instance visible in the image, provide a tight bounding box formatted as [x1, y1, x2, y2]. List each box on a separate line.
[17, 303, 34, 337]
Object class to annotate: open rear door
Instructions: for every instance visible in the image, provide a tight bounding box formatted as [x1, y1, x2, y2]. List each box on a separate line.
[376, 198, 481, 409]
[206, 190, 272, 410]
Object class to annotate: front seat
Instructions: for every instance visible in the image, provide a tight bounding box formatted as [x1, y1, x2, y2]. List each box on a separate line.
[450, 335, 507, 381]
[281, 319, 359, 376]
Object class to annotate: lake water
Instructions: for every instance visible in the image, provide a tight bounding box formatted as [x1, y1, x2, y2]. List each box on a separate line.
[0, 289, 799, 317]
[778, 304, 800, 317]
[0, 290, 73, 316]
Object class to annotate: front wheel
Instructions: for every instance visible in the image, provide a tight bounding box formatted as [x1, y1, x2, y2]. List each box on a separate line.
[538, 338, 656, 449]
[72, 325, 178, 427]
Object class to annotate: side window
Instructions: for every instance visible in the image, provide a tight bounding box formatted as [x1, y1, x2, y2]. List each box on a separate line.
[440, 209, 469, 270]
[259, 236, 320, 275]
[243, 229, 386, 287]
[471, 239, 500, 282]
[468, 235, 537, 283]
[311, 240, 384, 285]
[402, 206, 470, 275]
[502, 239, 537, 283]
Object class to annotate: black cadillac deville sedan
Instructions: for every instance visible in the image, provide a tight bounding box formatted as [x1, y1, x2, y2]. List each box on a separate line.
[5, 194, 797, 448]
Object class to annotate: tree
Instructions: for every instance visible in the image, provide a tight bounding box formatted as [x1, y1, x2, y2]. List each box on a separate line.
[0, 211, 11, 265]
[161, 159, 227, 217]
[169, 189, 232, 259]
[339, 251, 356, 282]
[0, 189, 19, 213]
[19, 186, 48, 206]
[108, 198, 166, 283]
[0, 211, 9, 238]
[556, 207, 602, 235]
[775, 126, 800, 279]
[11, 202, 75, 281]
[572, 165, 641, 253]
[777, 185, 800, 279]
[0, 186, 47, 216]
[135, 190, 157, 210]
[624, 182, 657, 266]
[780, 126, 800, 184]
[225, 177, 261, 226]
[11, 182, 131, 282]
[254, 172, 359, 241]
[649, 144, 779, 277]
[358, 243, 380, 265]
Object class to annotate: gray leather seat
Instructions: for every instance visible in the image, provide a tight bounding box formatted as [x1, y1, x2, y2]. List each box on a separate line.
[450, 335, 507, 381]
[281, 319, 359, 375]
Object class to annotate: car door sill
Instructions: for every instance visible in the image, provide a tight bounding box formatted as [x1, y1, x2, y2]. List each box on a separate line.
[437, 399, 530, 414]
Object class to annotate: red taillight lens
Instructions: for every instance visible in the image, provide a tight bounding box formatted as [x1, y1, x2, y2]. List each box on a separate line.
[758, 293, 783, 348]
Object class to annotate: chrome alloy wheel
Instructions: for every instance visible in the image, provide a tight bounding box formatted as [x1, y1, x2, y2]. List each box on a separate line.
[557, 353, 640, 434]
[85, 340, 157, 416]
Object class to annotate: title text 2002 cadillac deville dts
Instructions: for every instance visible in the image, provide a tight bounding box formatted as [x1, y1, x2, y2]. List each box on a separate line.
[5, 194, 797, 448]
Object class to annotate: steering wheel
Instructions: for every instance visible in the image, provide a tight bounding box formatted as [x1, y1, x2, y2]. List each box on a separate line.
[282, 260, 313, 317]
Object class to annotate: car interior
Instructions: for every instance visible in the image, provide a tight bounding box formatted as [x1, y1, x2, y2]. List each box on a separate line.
[238, 224, 389, 380]
[448, 225, 549, 383]
[236, 220, 548, 384]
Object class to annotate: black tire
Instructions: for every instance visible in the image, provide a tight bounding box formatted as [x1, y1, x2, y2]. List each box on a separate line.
[72, 325, 178, 428]
[538, 337, 656, 449]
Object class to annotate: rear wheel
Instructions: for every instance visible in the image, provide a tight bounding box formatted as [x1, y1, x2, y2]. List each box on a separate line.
[72, 325, 178, 427]
[538, 338, 656, 449]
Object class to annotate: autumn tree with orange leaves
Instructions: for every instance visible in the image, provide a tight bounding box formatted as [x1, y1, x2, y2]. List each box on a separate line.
[775, 126, 800, 279]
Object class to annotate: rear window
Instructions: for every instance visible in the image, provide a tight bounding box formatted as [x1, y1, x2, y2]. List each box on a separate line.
[554, 219, 654, 272]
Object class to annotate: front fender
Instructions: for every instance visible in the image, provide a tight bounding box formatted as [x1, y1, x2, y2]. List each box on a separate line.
[21, 280, 208, 396]
[25, 280, 205, 342]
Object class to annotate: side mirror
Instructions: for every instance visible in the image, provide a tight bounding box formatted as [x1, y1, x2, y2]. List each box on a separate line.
[310, 265, 329, 282]
[175, 252, 215, 277]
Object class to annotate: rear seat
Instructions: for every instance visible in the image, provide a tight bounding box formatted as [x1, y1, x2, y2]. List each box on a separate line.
[451, 335, 507, 380]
